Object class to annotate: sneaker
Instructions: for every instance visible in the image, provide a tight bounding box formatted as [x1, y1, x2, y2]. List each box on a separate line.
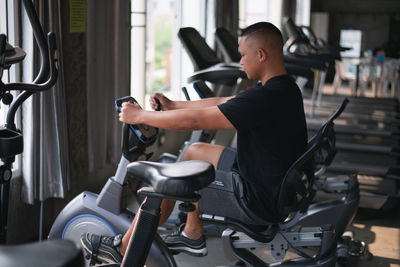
[80, 233, 123, 265]
[162, 224, 207, 257]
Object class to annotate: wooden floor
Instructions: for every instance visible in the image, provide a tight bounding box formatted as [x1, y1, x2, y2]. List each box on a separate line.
[348, 207, 400, 267]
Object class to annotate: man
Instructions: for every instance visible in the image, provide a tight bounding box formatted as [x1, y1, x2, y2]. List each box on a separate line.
[80, 21, 307, 265]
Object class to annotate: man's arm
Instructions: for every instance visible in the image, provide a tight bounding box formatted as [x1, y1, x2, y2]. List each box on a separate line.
[120, 103, 234, 131]
[171, 96, 233, 109]
[150, 93, 233, 110]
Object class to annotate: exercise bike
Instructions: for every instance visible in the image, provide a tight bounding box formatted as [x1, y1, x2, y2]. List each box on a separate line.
[49, 79, 229, 246]
[49, 94, 341, 267]
[161, 81, 368, 266]
[89, 98, 340, 266]
[48, 97, 176, 266]
[4, 87, 341, 267]
[50, 91, 366, 266]
[48, 81, 227, 265]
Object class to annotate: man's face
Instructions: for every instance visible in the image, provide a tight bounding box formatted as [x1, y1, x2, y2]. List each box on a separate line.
[238, 36, 261, 81]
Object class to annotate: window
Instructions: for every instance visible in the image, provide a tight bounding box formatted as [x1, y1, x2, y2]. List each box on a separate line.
[146, 0, 174, 96]
[172, 0, 214, 102]
[239, 0, 284, 30]
[130, 0, 213, 109]
[295, 0, 311, 27]
[131, 0, 146, 106]
[0, 0, 21, 178]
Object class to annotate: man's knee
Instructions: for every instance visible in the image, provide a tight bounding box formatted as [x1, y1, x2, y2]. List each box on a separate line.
[183, 142, 224, 169]
[183, 142, 207, 161]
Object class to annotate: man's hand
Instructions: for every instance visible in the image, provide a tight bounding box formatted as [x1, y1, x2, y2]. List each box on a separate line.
[119, 102, 142, 125]
[150, 93, 174, 111]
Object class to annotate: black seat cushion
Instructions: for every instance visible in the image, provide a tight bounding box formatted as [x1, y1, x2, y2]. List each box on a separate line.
[127, 160, 215, 196]
[0, 240, 84, 267]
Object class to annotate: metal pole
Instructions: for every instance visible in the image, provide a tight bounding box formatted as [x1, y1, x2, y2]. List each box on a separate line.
[39, 200, 44, 241]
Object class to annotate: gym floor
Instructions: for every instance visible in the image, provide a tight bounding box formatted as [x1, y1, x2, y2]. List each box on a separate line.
[171, 205, 400, 267]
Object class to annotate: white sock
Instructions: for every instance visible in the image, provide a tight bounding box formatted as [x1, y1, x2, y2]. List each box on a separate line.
[181, 230, 189, 238]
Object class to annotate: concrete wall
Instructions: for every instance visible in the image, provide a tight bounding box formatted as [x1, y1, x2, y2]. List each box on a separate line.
[310, 0, 400, 82]
[328, 14, 390, 54]
[311, 0, 400, 54]
[312, 0, 400, 14]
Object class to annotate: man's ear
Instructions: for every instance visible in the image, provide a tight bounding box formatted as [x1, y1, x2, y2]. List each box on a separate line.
[257, 48, 268, 62]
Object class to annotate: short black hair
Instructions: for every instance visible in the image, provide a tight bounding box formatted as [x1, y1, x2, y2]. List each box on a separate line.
[241, 22, 283, 49]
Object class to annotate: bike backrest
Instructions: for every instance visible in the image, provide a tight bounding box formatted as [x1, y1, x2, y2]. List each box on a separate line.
[310, 98, 349, 169]
[178, 27, 221, 71]
[277, 113, 340, 215]
[215, 27, 241, 63]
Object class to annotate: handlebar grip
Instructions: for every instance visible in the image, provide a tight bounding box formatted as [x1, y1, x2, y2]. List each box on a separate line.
[154, 98, 161, 111]
[181, 86, 190, 101]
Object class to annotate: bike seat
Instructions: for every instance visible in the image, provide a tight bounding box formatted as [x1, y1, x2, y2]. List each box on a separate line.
[126, 160, 215, 196]
[0, 239, 84, 267]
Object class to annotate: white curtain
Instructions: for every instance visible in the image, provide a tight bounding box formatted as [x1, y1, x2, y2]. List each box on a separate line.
[86, 0, 131, 173]
[21, 0, 69, 204]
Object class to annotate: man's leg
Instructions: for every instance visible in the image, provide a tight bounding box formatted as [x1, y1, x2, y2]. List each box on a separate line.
[119, 198, 176, 255]
[121, 143, 223, 252]
[181, 143, 224, 239]
[159, 143, 225, 256]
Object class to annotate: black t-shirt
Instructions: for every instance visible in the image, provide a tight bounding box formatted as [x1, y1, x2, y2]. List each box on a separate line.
[218, 75, 308, 222]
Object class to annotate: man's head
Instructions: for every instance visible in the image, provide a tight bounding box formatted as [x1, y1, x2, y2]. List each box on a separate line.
[238, 22, 285, 82]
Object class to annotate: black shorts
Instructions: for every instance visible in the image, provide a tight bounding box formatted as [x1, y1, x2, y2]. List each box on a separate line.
[198, 147, 267, 226]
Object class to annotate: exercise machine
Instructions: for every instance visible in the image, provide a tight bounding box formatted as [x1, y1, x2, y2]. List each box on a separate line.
[49, 97, 176, 266]
[280, 19, 400, 211]
[115, 105, 339, 266]
[0, 239, 84, 267]
[178, 27, 255, 99]
[0, 0, 58, 244]
[50, 94, 369, 267]
[177, 27, 246, 88]
[163, 82, 369, 265]
[0, 0, 84, 266]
